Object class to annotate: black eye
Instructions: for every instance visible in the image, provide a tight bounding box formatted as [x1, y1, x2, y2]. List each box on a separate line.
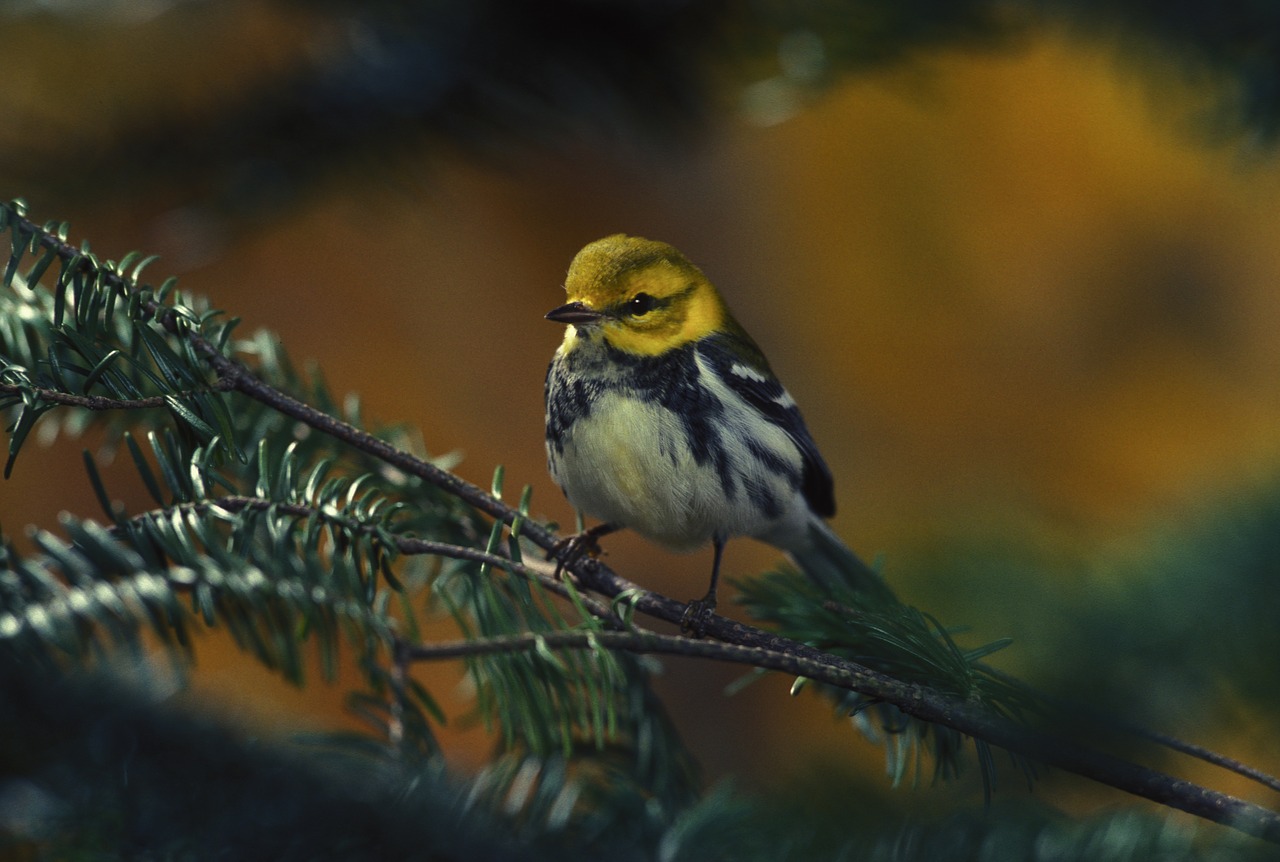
[627, 293, 657, 316]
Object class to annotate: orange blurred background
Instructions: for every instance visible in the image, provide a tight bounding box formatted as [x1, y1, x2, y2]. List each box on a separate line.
[2, 6, 1278, 813]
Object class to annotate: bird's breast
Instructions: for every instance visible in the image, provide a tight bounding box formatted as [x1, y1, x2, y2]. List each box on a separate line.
[544, 339, 813, 553]
[550, 390, 713, 550]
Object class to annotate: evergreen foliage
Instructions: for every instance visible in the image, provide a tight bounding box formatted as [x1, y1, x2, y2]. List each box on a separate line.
[3, 199, 1279, 857]
[2, 663, 1275, 861]
[4, 2, 1280, 856]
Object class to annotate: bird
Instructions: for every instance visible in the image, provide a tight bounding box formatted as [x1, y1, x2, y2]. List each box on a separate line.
[543, 234, 881, 627]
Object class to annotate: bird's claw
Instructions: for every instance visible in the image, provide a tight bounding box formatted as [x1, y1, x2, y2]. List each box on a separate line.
[680, 595, 717, 638]
[547, 527, 607, 577]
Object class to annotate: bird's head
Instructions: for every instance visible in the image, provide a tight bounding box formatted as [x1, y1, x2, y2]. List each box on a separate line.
[546, 234, 729, 356]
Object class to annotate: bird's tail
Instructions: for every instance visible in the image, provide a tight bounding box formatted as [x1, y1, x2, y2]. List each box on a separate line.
[788, 517, 895, 604]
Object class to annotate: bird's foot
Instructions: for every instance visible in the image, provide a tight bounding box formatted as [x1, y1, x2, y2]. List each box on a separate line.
[547, 523, 617, 577]
[680, 593, 717, 638]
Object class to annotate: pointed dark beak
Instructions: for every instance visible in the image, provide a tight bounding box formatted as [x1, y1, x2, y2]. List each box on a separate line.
[545, 301, 604, 325]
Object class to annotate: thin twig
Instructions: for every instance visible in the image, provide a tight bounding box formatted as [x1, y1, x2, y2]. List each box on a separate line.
[980, 664, 1280, 796]
[0, 379, 235, 411]
[406, 628, 810, 664]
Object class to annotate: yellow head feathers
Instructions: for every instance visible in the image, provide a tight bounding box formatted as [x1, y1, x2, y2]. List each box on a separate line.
[547, 234, 729, 356]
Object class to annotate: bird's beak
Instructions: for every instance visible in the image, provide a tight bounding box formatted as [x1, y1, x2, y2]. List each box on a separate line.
[545, 301, 604, 325]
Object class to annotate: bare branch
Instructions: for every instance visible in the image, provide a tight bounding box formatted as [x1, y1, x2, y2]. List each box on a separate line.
[0, 379, 234, 411]
[980, 664, 1280, 796]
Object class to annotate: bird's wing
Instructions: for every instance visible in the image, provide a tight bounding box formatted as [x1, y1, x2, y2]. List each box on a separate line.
[698, 335, 836, 518]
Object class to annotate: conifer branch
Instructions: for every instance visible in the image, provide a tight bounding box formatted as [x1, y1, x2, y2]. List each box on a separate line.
[556, 564, 1280, 843]
[409, 624, 1280, 845]
[186, 376, 1269, 840]
[4, 201, 1279, 847]
[121, 495, 620, 624]
[195, 345, 554, 543]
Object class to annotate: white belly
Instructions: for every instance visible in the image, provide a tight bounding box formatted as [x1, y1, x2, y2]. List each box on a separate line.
[549, 391, 807, 552]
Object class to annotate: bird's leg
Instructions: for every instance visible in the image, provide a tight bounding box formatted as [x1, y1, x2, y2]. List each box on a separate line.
[548, 521, 620, 577]
[681, 537, 725, 636]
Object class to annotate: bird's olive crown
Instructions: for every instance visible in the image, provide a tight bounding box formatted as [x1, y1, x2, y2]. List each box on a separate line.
[562, 234, 730, 356]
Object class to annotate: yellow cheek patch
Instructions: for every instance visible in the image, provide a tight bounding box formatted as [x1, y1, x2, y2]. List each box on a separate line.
[676, 286, 724, 342]
[601, 278, 725, 356]
[601, 322, 668, 356]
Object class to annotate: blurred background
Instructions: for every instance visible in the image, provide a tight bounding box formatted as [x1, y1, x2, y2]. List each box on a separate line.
[2, 0, 1278, 824]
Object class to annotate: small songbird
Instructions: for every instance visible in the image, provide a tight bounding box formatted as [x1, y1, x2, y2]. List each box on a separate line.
[543, 234, 876, 624]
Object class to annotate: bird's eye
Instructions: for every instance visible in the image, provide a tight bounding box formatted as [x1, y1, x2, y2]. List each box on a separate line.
[627, 293, 657, 316]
